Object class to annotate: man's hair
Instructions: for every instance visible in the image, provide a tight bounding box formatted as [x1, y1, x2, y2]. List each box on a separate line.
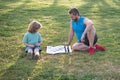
[28, 20, 42, 33]
[68, 8, 80, 16]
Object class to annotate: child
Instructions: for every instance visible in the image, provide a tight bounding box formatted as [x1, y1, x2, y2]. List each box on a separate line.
[22, 20, 42, 60]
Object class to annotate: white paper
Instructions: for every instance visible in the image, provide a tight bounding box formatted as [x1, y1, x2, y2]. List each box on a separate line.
[46, 45, 72, 54]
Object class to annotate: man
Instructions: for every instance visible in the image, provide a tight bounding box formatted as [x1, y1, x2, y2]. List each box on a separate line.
[67, 8, 105, 55]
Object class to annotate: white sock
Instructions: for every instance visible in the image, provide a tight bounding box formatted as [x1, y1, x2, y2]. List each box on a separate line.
[35, 52, 39, 56]
[28, 50, 33, 54]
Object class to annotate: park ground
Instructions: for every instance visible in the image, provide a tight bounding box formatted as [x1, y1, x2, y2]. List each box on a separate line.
[0, 0, 120, 80]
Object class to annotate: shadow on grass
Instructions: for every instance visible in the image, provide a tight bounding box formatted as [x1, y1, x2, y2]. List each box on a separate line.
[32, 54, 75, 80]
[0, 0, 31, 37]
[0, 0, 37, 80]
[0, 0, 70, 79]
[0, 48, 38, 80]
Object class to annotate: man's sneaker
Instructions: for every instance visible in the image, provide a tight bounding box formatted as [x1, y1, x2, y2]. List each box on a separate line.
[88, 47, 95, 55]
[95, 44, 105, 51]
[27, 53, 33, 60]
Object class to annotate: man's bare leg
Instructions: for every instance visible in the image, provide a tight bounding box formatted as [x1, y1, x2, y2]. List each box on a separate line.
[87, 25, 96, 54]
[72, 42, 89, 51]
[87, 25, 96, 47]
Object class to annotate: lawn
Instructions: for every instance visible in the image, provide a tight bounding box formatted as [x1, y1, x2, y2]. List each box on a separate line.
[0, 0, 120, 80]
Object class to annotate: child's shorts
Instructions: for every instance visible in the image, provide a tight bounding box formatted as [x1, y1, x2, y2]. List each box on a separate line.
[25, 46, 41, 52]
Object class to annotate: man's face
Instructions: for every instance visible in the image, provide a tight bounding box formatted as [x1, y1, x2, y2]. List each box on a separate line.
[69, 13, 78, 21]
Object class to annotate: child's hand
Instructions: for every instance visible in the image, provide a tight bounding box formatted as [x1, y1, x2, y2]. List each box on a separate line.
[35, 43, 40, 46]
[29, 45, 35, 48]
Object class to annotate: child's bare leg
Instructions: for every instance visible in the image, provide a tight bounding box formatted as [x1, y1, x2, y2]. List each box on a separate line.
[27, 49, 33, 59]
[34, 48, 40, 60]
[28, 49, 33, 54]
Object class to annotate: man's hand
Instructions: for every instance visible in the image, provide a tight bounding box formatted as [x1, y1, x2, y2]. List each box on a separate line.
[81, 34, 85, 42]
[64, 42, 70, 46]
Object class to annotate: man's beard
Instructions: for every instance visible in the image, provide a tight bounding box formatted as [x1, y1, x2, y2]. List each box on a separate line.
[73, 18, 78, 22]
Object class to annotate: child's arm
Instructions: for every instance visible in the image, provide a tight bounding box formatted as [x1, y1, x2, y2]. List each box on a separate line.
[36, 33, 42, 46]
[35, 42, 42, 47]
[24, 43, 35, 48]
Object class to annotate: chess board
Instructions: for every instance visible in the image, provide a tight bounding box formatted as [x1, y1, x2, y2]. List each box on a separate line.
[46, 45, 72, 54]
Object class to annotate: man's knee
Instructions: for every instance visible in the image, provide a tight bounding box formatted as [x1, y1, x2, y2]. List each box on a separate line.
[72, 42, 89, 51]
[72, 43, 78, 50]
[72, 43, 82, 51]
[72, 45, 76, 51]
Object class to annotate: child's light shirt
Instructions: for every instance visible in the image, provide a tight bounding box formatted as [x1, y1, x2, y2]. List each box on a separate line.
[22, 32, 42, 45]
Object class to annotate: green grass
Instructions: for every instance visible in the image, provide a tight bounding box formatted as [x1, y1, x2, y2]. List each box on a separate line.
[0, 0, 120, 80]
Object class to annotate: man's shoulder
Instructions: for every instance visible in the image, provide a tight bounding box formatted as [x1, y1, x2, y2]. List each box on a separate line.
[81, 16, 87, 20]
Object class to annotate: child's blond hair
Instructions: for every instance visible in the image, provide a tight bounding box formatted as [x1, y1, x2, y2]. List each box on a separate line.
[28, 20, 42, 33]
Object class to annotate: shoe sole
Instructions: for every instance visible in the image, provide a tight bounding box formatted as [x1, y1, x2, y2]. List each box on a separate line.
[34, 55, 40, 60]
[27, 53, 33, 60]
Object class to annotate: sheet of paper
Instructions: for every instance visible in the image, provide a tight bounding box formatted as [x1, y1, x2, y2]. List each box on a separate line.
[46, 45, 72, 54]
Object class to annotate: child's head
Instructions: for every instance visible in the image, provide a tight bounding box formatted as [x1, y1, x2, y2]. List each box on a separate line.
[28, 20, 42, 33]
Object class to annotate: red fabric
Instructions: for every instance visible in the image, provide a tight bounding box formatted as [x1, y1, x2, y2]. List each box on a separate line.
[88, 47, 95, 55]
[95, 44, 105, 51]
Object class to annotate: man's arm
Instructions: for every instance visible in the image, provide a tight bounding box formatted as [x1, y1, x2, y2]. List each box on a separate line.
[84, 18, 95, 34]
[68, 20, 74, 45]
[81, 18, 95, 42]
